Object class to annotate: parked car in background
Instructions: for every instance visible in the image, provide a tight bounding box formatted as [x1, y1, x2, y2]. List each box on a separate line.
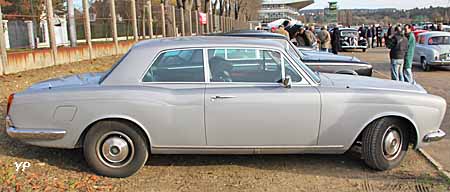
[216, 30, 373, 76]
[6, 37, 446, 178]
[414, 32, 450, 71]
[338, 28, 368, 52]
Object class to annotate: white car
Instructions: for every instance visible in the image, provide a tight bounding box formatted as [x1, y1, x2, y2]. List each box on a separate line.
[415, 31, 450, 71]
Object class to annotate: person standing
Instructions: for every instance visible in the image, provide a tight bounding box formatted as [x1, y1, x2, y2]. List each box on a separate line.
[404, 24, 415, 83]
[275, 25, 289, 38]
[331, 27, 340, 54]
[367, 25, 373, 49]
[371, 25, 376, 48]
[387, 26, 408, 81]
[376, 25, 382, 47]
[318, 26, 332, 52]
[295, 28, 306, 47]
[304, 27, 316, 47]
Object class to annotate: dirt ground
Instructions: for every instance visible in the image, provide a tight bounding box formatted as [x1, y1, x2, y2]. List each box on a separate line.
[0, 50, 449, 191]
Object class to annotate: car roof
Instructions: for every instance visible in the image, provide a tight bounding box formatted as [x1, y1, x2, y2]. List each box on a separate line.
[211, 30, 289, 40]
[419, 31, 450, 37]
[133, 36, 287, 51]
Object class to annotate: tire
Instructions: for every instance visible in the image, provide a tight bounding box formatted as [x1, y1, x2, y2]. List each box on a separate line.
[83, 120, 149, 178]
[362, 117, 409, 171]
[421, 57, 431, 72]
[362, 48, 367, 52]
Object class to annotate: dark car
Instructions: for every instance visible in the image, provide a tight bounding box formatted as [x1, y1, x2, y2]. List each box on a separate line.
[336, 28, 368, 52]
[214, 30, 373, 76]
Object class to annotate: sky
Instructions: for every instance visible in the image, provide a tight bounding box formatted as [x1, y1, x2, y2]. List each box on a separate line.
[303, 0, 450, 10]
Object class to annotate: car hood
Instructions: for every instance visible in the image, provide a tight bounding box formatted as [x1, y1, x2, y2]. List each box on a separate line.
[319, 73, 427, 93]
[302, 51, 361, 62]
[27, 72, 105, 91]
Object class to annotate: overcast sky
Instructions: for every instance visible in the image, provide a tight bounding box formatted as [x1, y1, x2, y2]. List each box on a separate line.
[303, 0, 450, 10]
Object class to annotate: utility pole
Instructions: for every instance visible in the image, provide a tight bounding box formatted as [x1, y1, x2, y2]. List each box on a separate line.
[67, 0, 77, 47]
[0, 5, 7, 75]
[46, 0, 57, 66]
[82, 0, 93, 61]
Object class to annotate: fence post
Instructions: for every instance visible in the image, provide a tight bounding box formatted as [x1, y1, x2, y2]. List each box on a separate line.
[142, 6, 146, 39]
[130, 0, 138, 41]
[180, 7, 185, 36]
[187, 10, 192, 36]
[194, 10, 199, 35]
[46, 0, 58, 66]
[67, 0, 77, 47]
[0, 5, 7, 75]
[82, 0, 93, 62]
[161, 4, 166, 37]
[110, 0, 119, 55]
[172, 6, 176, 37]
[147, 1, 154, 39]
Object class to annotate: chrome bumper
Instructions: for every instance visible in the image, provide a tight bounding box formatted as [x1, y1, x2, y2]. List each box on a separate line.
[5, 116, 66, 140]
[6, 127, 66, 140]
[423, 129, 446, 143]
[430, 61, 450, 65]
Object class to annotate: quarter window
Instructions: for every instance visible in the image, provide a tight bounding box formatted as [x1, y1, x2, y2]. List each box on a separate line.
[143, 49, 204, 82]
[208, 48, 282, 83]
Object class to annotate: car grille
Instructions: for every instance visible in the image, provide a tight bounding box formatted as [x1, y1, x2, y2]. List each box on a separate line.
[439, 53, 450, 60]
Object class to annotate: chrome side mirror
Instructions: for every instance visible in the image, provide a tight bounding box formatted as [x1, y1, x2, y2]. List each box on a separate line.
[282, 75, 292, 88]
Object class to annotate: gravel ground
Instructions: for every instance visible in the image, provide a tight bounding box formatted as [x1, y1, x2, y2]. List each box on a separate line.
[0, 50, 449, 191]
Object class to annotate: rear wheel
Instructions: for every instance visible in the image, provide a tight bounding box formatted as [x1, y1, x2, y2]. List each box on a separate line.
[362, 117, 409, 170]
[83, 120, 149, 178]
[421, 57, 431, 71]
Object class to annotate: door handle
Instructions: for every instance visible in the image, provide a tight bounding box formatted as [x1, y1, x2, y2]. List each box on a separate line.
[211, 95, 236, 100]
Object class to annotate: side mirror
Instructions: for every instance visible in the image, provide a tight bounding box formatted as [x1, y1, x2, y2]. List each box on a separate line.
[282, 75, 292, 88]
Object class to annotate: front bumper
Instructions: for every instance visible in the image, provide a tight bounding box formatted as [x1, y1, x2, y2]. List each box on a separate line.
[5, 116, 66, 140]
[341, 46, 367, 49]
[430, 60, 450, 66]
[423, 129, 446, 143]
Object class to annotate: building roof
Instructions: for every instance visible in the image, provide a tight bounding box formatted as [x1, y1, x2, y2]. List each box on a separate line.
[262, 0, 314, 9]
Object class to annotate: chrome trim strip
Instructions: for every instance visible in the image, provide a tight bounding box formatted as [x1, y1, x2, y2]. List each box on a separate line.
[152, 145, 344, 149]
[6, 127, 66, 140]
[423, 129, 446, 142]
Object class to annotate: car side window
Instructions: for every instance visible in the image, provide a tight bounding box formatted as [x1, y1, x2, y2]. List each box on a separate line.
[208, 48, 282, 83]
[143, 49, 204, 82]
[418, 36, 425, 44]
[284, 58, 302, 82]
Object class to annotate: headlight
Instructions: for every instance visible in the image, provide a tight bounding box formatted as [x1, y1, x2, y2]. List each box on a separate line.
[344, 37, 348, 40]
[359, 37, 363, 40]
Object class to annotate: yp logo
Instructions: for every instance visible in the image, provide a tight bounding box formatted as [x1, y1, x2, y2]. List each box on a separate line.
[14, 162, 31, 172]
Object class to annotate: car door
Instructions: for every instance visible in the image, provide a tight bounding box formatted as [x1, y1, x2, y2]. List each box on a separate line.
[414, 35, 426, 62]
[205, 48, 321, 146]
[141, 49, 206, 147]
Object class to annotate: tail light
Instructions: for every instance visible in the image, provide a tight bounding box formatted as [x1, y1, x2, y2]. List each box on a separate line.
[6, 93, 14, 115]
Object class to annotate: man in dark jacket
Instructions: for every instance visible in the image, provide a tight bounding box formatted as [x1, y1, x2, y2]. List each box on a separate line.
[388, 26, 408, 81]
[331, 27, 340, 54]
[376, 25, 382, 47]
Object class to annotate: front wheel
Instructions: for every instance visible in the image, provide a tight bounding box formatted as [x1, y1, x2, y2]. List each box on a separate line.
[83, 120, 149, 178]
[421, 58, 431, 71]
[362, 117, 409, 170]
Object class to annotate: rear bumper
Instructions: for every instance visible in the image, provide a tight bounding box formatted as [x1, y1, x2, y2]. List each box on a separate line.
[423, 129, 446, 143]
[5, 116, 66, 140]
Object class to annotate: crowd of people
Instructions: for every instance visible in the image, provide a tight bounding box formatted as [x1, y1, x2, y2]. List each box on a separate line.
[270, 20, 423, 84]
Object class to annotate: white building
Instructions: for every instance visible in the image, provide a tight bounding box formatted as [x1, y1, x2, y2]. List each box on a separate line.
[259, 0, 314, 23]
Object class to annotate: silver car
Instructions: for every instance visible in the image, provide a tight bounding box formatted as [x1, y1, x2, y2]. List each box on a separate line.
[415, 31, 450, 71]
[5, 37, 446, 178]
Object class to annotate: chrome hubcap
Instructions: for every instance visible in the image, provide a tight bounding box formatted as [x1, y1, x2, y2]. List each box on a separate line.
[382, 127, 402, 160]
[96, 131, 134, 168]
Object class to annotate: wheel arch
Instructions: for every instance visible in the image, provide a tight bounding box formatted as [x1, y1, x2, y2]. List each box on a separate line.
[351, 112, 419, 149]
[75, 115, 152, 150]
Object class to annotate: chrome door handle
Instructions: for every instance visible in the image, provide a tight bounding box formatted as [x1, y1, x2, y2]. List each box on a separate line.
[211, 95, 236, 100]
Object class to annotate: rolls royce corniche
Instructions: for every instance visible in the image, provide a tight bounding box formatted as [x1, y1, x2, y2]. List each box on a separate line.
[5, 37, 446, 178]
[216, 30, 373, 76]
[414, 31, 450, 71]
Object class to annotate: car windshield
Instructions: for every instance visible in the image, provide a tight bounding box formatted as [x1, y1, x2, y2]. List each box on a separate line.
[285, 41, 321, 83]
[341, 30, 358, 37]
[429, 36, 450, 45]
